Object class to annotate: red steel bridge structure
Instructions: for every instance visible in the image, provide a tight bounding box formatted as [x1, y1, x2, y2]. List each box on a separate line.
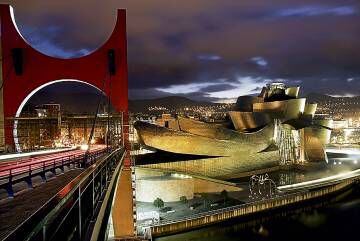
[0, 4, 129, 156]
[0, 4, 136, 240]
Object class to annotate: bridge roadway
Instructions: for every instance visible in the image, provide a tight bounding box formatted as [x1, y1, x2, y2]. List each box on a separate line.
[0, 145, 105, 169]
[0, 145, 108, 197]
[0, 146, 123, 241]
[0, 147, 125, 241]
[0, 147, 77, 161]
[0, 169, 83, 240]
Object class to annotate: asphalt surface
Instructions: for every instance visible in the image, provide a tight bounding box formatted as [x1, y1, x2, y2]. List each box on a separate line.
[0, 169, 83, 240]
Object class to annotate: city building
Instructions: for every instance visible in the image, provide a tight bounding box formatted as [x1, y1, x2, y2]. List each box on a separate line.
[5, 103, 123, 151]
[134, 83, 332, 179]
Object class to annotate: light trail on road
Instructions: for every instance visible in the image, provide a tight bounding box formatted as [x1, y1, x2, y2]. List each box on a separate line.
[0, 145, 107, 177]
[0, 147, 76, 161]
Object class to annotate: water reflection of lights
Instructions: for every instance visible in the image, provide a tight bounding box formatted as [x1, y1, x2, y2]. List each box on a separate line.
[329, 157, 360, 166]
[171, 173, 192, 179]
[278, 168, 360, 191]
[130, 148, 155, 155]
[80, 144, 89, 151]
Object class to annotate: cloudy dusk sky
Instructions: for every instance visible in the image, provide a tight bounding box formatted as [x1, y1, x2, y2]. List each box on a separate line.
[4, 0, 360, 102]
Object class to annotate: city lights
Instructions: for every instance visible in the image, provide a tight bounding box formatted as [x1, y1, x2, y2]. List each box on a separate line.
[0, 1, 359, 240]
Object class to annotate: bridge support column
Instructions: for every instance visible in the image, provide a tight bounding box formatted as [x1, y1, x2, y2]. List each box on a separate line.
[25, 176, 33, 189]
[0, 56, 6, 152]
[40, 169, 47, 183]
[6, 181, 14, 198]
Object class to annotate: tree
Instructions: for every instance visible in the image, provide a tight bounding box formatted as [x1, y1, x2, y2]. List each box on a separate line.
[180, 196, 188, 204]
[153, 198, 164, 209]
[220, 190, 229, 204]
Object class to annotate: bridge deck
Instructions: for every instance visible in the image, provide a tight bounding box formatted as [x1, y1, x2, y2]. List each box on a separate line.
[0, 169, 82, 240]
[0, 145, 108, 197]
[0, 146, 114, 240]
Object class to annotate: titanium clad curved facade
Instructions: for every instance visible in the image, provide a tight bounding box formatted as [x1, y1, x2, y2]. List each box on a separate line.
[285, 86, 300, 98]
[228, 111, 271, 132]
[304, 132, 327, 162]
[134, 83, 332, 178]
[176, 117, 274, 142]
[306, 119, 333, 145]
[234, 96, 263, 112]
[134, 121, 274, 157]
[253, 98, 306, 120]
[304, 103, 317, 117]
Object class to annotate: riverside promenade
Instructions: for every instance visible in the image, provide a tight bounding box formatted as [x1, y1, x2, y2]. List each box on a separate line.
[146, 170, 360, 238]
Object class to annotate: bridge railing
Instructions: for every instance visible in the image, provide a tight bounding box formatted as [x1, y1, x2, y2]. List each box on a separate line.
[2, 146, 125, 241]
[0, 147, 109, 197]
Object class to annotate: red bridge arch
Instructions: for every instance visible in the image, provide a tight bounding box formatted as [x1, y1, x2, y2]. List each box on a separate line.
[0, 4, 128, 152]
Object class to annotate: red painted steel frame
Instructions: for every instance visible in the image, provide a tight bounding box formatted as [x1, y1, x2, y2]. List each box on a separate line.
[0, 5, 128, 149]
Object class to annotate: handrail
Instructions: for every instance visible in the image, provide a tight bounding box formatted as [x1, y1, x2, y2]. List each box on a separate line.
[0, 147, 111, 197]
[2, 146, 125, 241]
[90, 151, 126, 241]
[0, 148, 103, 173]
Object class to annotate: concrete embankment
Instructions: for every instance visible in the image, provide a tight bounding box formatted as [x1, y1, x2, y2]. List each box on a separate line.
[150, 176, 360, 237]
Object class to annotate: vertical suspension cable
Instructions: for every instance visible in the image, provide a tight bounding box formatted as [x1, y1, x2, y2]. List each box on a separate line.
[106, 76, 112, 150]
[84, 70, 109, 162]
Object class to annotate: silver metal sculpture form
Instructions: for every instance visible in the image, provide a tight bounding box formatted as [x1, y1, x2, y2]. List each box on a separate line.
[249, 174, 278, 199]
